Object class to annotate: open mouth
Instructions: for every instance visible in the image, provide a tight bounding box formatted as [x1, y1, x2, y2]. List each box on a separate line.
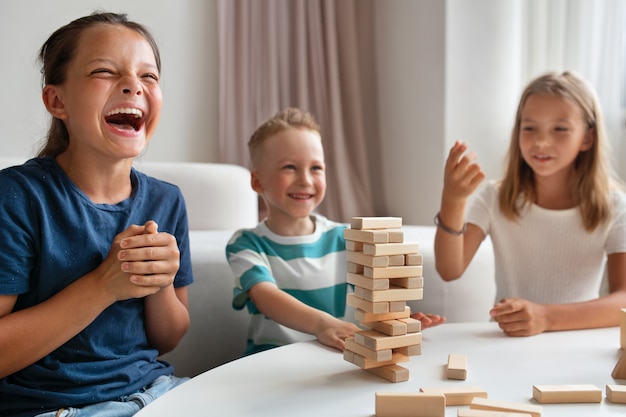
[105, 108, 144, 131]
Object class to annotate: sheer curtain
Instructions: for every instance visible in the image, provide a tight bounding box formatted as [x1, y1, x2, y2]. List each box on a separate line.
[217, 0, 377, 222]
[523, 0, 626, 180]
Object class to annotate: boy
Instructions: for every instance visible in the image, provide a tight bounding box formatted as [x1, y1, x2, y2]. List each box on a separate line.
[226, 108, 442, 356]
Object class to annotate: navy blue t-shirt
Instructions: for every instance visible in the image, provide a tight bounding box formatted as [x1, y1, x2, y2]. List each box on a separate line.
[0, 157, 194, 417]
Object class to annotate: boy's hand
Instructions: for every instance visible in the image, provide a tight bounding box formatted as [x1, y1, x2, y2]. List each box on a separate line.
[410, 311, 446, 329]
[315, 318, 360, 351]
[490, 298, 549, 336]
[442, 141, 485, 205]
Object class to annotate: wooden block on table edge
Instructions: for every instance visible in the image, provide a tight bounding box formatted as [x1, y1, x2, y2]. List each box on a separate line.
[363, 242, 420, 256]
[447, 354, 467, 380]
[368, 364, 409, 383]
[420, 386, 487, 406]
[469, 397, 542, 417]
[351, 216, 402, 230]
[532, 384, 601, 403]
[457, 409, 531, 417]
[355, 329, 422, 350]
[606, 384, 626, 404]
[354, 306, 411, 323]
[345, 337, 392, 361]
[375, 392, 445, 417]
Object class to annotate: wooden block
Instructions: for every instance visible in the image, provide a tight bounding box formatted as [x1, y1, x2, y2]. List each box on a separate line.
[457, 409, 531, 417]
[358, 286, 423, 303]
[351, 216, 402, 230]
[621, 308, 626, 349]
[398, 317, 422, 333]
[347, 294, 389, 314]
[606, 384, 626, 404]
[364, 265, 422, 279]
[389, 301, 407, 312]
[344, 228, 390, 243]
[346, 251, 389, 268]
[363, 242, 420, 256]
[388, 230, 404, 243]
[389, 254, 406, 266]
[362, 319, 408, 336]
[470, 397, 542, 417]
[348, 272, 389, 291]
[532, 384, 601, 403]
[612, 350, 626, 379]
[405, 253, 423, 265]
[394, 344, 422, 357]
[344, 350, 409, 369]
[345, 337, 392, 361]
[447, 354, 467, 380]
[345, 239, 364, 252]
[420, 386, 487, 406]
[391, 276, 423, 289]
[367, 364, 409, 383]
[375, 392, 445, 417]
[347, 261, 364, 274]
[355, 329, 422, 350]
[355, 306, 411, 323]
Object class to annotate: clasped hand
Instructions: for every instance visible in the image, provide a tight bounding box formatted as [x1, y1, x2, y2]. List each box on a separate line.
[490, 298, 549, 336]
[98, 220, 180, 301]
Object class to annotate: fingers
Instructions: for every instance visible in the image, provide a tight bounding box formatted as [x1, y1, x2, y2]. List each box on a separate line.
[443, 141, 485, 199]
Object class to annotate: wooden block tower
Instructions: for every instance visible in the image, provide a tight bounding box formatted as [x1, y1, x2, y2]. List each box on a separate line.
[343, 217, 424, 382]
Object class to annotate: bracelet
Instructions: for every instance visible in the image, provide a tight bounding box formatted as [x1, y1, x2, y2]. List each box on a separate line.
[434, 212, 466, 236]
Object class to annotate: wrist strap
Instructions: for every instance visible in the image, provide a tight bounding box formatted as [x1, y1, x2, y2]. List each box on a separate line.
[434, 212, 466, 236]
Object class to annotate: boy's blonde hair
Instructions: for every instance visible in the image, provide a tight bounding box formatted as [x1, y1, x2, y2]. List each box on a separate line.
[248, 108, 321, 169]
[499, 71, 617, 231]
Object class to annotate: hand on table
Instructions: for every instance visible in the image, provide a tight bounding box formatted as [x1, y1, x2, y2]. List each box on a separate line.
[411, 311, 446, 330]
[316, 318, 360, 352]
[490, 298, 549, 336]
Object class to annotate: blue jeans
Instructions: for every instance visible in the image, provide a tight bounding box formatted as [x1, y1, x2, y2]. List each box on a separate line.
[35, 375, 188, 417]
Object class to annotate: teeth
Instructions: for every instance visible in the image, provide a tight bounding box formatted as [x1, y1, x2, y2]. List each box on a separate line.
[106, 108, 143, 118]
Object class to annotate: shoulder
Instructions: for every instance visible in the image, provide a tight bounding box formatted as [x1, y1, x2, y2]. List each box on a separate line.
[133, 168, 184, 197]
[0, 157, 60, 197]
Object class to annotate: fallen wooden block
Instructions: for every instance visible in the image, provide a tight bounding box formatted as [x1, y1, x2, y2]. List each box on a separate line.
[447, 353, 467, 380]
[367, 364, 409, 383]
[532, 384, 601, 403]
[606, 384, 626, 404]
[611, 350, 626, 379]
[469, 397, 542, 417]
[420, 386, 487, 406]
[375, 392, 445, 417]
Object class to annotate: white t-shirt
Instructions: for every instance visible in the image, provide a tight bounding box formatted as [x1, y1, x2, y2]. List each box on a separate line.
[467, 181, 626, 304]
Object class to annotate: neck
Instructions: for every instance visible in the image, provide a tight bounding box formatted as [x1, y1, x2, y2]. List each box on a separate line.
[265, 214, 316, 237]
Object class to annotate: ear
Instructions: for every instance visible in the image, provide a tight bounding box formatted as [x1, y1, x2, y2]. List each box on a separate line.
[250, 171, 263, 193]
[580, 127, 595, 152]
[42, 85, 69, 120]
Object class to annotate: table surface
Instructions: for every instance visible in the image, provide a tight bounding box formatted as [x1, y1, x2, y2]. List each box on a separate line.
[136, 322, 625, 416]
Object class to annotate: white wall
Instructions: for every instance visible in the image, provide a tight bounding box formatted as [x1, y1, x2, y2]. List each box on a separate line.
[0, 0, 522, 225]
[0, 0, 219, 162]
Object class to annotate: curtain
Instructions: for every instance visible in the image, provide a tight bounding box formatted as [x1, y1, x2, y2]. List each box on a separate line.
[217, 0, 377, 222]
[523, 0, 626, 180]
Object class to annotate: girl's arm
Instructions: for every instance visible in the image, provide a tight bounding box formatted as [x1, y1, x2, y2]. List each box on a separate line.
[0, 223, 178, 378]
[434, 141, 486, 280]
[491, 252, 626, 335]
[248, 281, 359, 351]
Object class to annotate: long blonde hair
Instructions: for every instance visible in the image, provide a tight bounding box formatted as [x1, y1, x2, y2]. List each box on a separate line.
[498, 71, 618, 231]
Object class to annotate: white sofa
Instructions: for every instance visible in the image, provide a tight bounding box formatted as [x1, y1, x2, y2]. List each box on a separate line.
[0, 157, 496, 377]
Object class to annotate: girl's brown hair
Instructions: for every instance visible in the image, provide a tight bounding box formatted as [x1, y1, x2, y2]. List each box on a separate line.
[37, 12, 161, 157]
[498, 71, 618, 231]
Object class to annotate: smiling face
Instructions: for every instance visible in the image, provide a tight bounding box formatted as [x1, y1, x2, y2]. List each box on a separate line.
[251, 127, 326, 232]
[43, 23, 162, 162]
[518, 93, 593, 185]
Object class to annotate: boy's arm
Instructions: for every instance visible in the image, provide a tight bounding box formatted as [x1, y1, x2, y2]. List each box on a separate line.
[248, 281, 359, 351]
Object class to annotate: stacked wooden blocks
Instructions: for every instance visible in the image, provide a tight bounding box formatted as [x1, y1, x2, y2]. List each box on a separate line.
[343, 217, 423, 382]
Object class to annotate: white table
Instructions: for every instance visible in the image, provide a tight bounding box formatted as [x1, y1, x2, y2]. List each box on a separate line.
[137, 323, 625, 416]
